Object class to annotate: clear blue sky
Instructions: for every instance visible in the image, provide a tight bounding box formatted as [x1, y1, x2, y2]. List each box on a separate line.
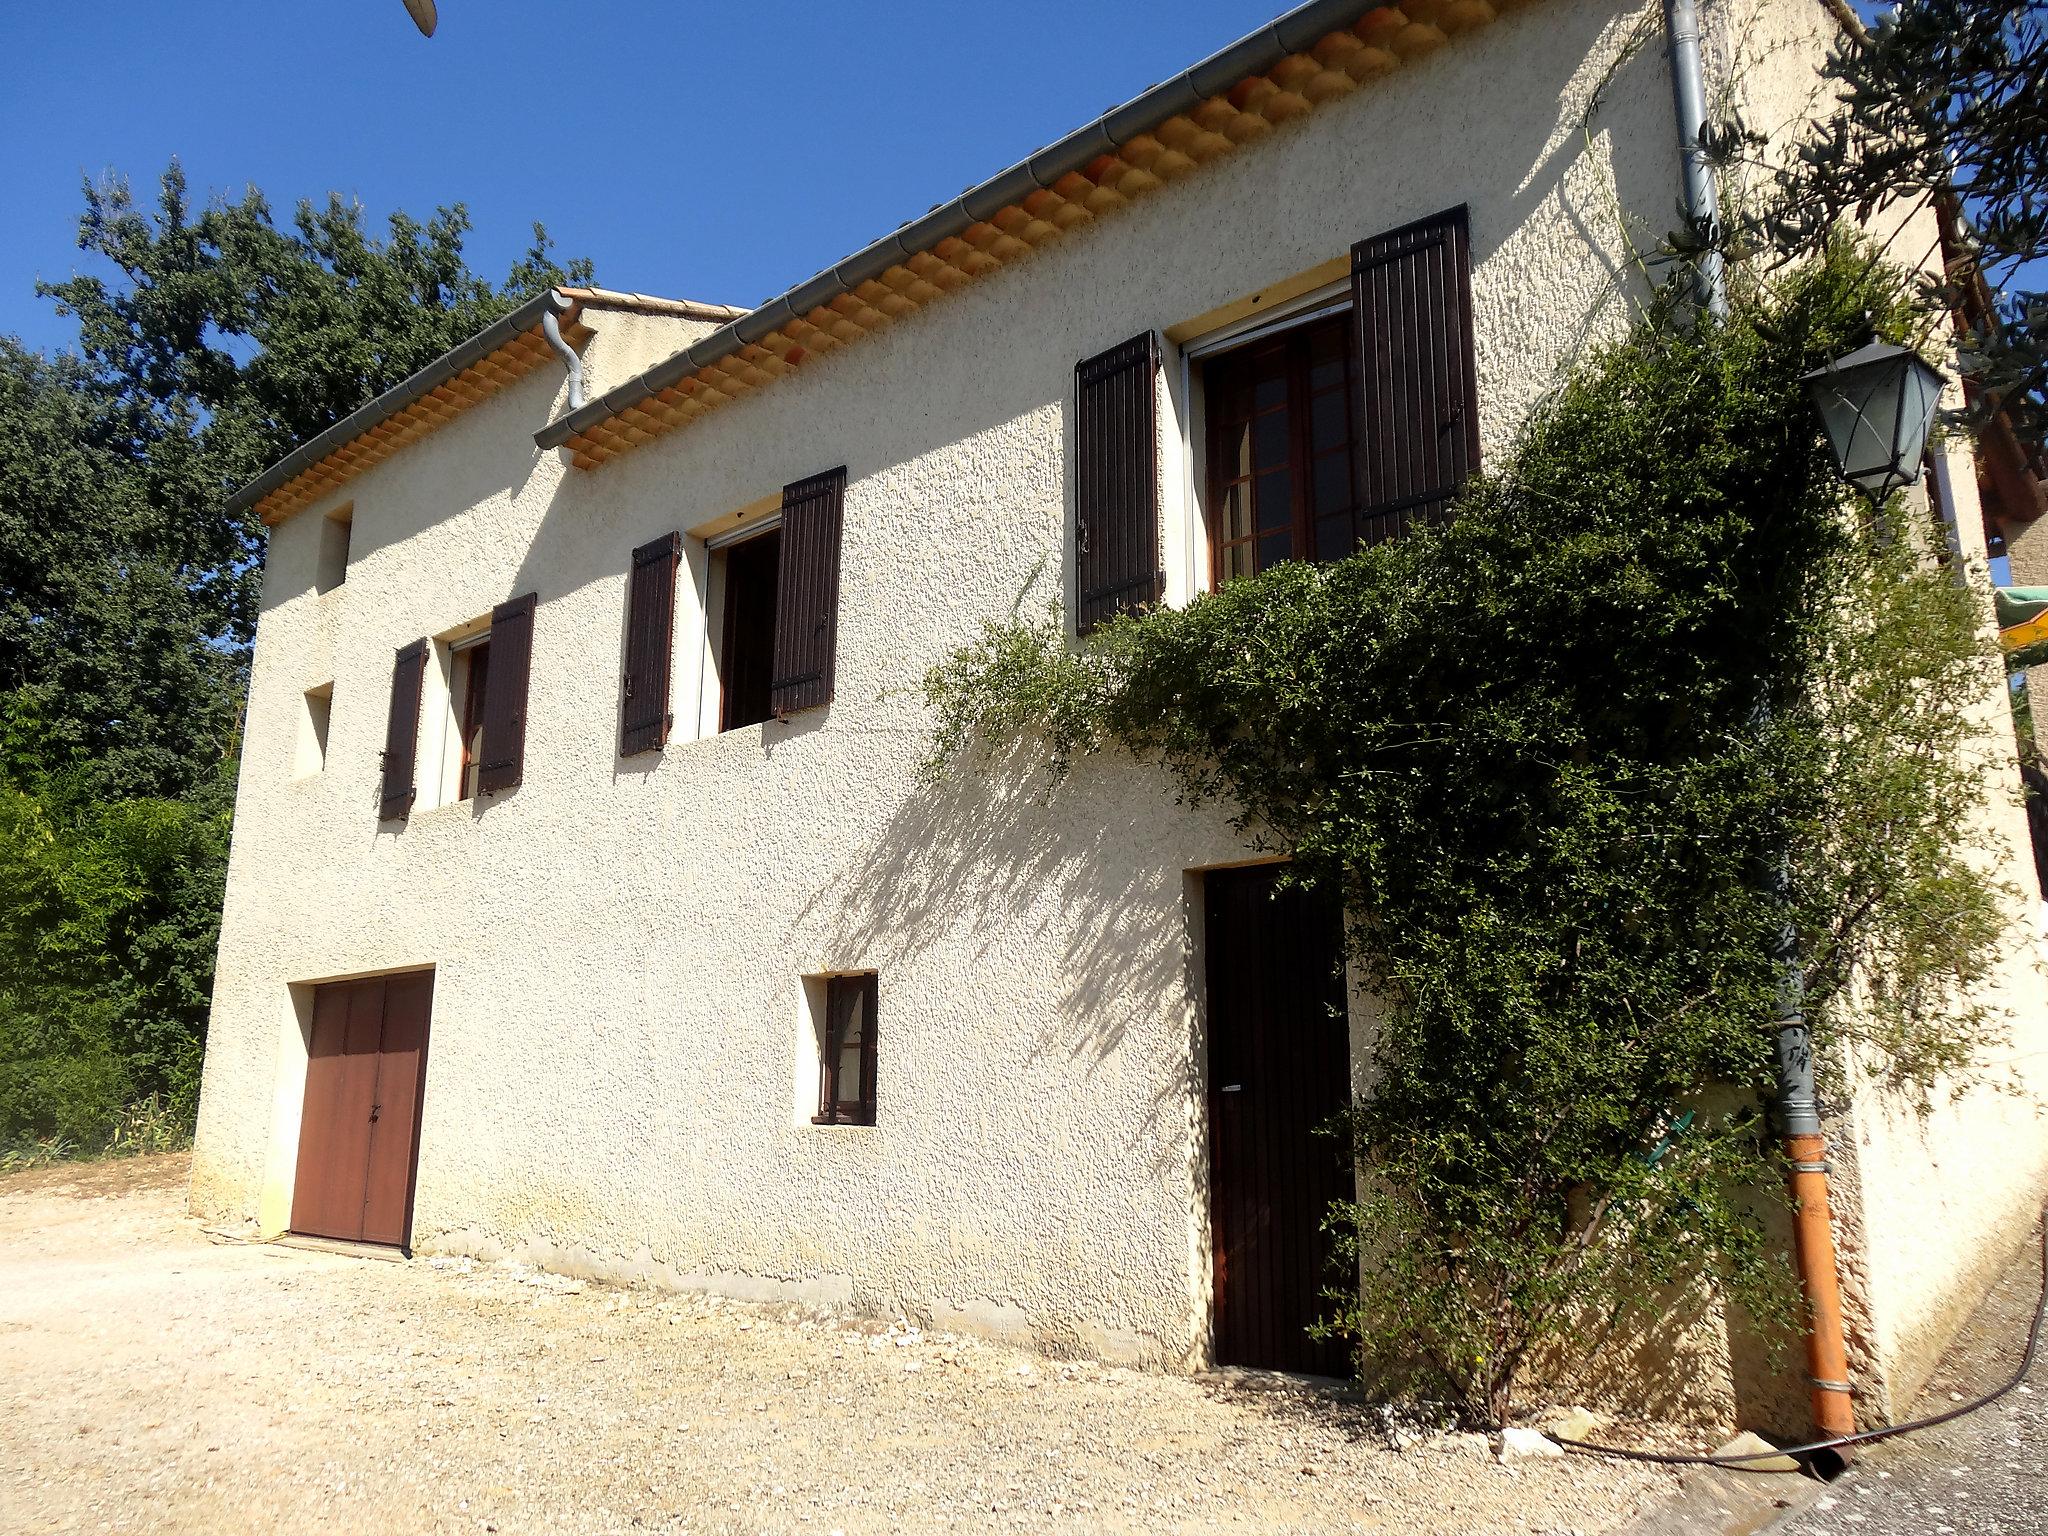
[4, 0, 1295, 358]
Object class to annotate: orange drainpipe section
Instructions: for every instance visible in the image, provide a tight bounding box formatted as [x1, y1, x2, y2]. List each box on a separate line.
[1785, 1132, 1857, 1437]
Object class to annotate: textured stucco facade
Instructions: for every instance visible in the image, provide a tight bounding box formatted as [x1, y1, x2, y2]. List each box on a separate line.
[192, 0, 2048, 1421]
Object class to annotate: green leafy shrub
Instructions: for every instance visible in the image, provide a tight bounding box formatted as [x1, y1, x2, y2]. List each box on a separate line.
[920, 245, 2011, 1421]
[0, 767, 229, 1155]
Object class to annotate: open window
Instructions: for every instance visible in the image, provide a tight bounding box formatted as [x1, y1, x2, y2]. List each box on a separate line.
[1201, 309, 1361, 583]
[808, 971, 878, 1126]
[316, 506, 353, 594]
[715, 527, 781, 732]
[1189, 205, 1479, 589]
[699, 466, 846, 734]
[416, 592, 535, 812]
[449, 633, 492, 801]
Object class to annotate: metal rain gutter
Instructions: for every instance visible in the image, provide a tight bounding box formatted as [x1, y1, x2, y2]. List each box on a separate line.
[227, 288, 577, 517]
[1661, 0, 1728, 320]
[532, 0, 1383, 455]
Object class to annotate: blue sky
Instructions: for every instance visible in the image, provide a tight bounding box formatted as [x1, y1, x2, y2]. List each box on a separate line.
[4, 0, 1296, 358]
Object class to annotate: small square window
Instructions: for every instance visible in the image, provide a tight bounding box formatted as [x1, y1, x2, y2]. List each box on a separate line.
[811, 972, 877, 1126]
[316, 506, 353, 593]
[295, 683, 332, 777]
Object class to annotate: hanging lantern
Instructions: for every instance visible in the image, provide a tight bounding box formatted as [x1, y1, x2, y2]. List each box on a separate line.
[1800, 339, 1946, 499]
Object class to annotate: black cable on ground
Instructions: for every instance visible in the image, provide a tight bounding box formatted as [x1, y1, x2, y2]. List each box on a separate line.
[1547, 1205, 2048, 1472]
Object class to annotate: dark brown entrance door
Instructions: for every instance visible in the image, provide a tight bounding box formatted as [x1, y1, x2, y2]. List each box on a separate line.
[292, 971, 434, 1248]
[1206, 865, 1352, 1375]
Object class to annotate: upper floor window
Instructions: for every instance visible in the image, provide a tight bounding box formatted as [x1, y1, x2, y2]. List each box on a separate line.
[699, 467, 846, 734]
[316, 506, 353, 594]
[1186, 204, 1481, 591]
[450, 633, 492, 801]
[1203, 310, 1362, 584]
[376, 593, 535, 822]
[716, 527, 781, 732]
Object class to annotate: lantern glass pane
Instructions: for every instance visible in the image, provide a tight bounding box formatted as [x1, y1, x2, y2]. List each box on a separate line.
[1890, 357, 1942, 476]
[1812, 367, 1897, 488]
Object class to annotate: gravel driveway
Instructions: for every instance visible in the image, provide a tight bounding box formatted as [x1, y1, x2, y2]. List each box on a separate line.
[0, 1153, 1678, 1535]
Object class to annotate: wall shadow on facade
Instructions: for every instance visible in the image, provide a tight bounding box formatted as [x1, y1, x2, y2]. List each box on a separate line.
[794, 742, 1209, 1175]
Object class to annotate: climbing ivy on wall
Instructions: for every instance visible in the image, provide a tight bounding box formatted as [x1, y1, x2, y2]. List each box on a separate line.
[918, 243, 2012, 1423]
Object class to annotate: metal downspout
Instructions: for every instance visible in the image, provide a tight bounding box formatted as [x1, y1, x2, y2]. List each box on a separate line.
[1664, 0, 1853, 1442]
[540, 290, 583, 412]
[1771, 897, 1857, 1439]
[1662, 0, 1729, 319]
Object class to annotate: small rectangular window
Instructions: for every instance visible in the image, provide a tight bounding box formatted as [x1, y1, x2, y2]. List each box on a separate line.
[450, 635, 491, 801]
[813, 972, 877, 1126]
[716, 528, 780, 732]
[295, 683, 332, 778]
[317, 507, 353, 593]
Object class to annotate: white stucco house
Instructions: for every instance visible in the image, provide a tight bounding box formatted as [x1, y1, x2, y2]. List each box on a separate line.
[191, 0, 2048, 1430]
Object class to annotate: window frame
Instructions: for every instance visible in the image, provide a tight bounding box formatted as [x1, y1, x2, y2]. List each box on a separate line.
[711, 522, 783, 734]
[1198, 304, 1362, 588]
[812, 971, 878, 1127]
[451, 631, 492, 802]
[315, 505, 353, 595]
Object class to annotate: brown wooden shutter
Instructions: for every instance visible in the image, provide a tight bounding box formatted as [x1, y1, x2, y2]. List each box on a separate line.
[476, 592, 536, 795]
[620, 533, 680, 756]
[378, 639, 427, 821]
[1073, 331, 1161, 633]
[769, 468, 845, 717]
[1350, 205, 1480, 541]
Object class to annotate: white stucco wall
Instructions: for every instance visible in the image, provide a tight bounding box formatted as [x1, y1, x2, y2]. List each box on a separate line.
[192, 0, 2045, 1401]
[1827, 438, 2048, 1419]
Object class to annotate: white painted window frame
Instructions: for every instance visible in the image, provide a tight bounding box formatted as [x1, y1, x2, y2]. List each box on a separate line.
[1165, 277, 1355, 608]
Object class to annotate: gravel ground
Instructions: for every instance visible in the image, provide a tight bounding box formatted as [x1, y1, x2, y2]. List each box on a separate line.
[0, 1153, 1680, 1535]
[1765, 1220, 2047, 1536]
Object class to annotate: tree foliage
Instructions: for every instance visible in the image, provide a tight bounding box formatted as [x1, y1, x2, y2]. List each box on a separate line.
[1765, 0, 2047, 437]
[0, 162, 589, 1157]
[919, 246, 2011, 1422]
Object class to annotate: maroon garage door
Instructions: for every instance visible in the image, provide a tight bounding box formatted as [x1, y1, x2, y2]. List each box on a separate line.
[1205, 865, 1353, 1376]
[291, 971, 434, 1248]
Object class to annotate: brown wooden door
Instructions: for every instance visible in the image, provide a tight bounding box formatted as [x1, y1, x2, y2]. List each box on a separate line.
[1206, 865, 1353, 1375]
[292, 972, 434, 1248]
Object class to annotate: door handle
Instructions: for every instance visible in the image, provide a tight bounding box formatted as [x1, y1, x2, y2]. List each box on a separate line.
[1219, 1084, 1244, 1093]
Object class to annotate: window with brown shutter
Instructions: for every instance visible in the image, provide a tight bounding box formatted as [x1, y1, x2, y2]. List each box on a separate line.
[379, 639, 427, 821]
[475, 592, 535, 796]
[1199, 207, 1477, 585]
[1074, 332, 1162, 632]
[1349, 204, 1480, 542]
[621, 532, 680, 756]
[812, 972, 878, 1126]
[769, 468, 846, 718]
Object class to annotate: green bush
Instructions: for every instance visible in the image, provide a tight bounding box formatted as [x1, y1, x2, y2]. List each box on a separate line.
[920, 244, 2010, 1421]
[0, 767, 228, 1155]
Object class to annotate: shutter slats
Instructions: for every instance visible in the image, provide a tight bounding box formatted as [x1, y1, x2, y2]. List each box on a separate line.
[379, 639, 428, 821]
[1074, 331, 1161, 634]
[476, 592, 536, 795]
[621, 532, 681, 756]
[1350, 205, 1479, 541]
[770, 468, 846, 717]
